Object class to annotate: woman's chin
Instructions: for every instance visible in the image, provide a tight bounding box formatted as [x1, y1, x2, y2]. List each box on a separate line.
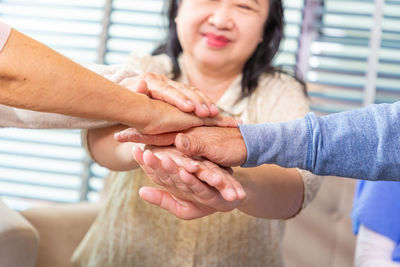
[193, 53, 231, 69]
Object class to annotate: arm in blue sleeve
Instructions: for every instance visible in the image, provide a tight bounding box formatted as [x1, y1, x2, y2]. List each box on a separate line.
[238, 101, 400, 181]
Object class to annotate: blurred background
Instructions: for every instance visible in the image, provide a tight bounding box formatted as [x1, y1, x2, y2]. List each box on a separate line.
[0, 0, 399, 266]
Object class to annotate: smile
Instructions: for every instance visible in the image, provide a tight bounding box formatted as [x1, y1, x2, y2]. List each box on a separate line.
[204, 33, 230, 48]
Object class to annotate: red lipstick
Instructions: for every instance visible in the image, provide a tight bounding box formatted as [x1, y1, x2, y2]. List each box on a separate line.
[204, 33, 230, 48]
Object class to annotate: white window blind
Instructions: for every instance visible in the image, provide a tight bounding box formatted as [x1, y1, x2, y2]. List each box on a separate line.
[0, 0, 107, 210]
[375, 0, 400, 104]
[105, 0, 165, 64]
[305, 0, 400, 114]
[275, 0, 305, 71]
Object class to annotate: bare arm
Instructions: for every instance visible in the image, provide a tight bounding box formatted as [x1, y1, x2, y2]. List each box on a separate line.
[233, 165, 304, 219]
[87, 126, 246, 205]
[87, 125, 140, 171]
[0, 28, 236, 132]
[0, 29, 149, 127]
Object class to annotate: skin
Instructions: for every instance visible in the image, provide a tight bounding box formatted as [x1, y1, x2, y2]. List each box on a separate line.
[176, 0, 269, 102]
[133, 147, 242, 220]
[115, 126, 247, 167]
[0, 28, 237, 133]
[87, 125, 245, 201]
[117, 128, 304, 220]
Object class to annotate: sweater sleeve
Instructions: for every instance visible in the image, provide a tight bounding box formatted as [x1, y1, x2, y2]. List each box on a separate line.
[239, 101, 400, 181]
[0, 22, 11, 52]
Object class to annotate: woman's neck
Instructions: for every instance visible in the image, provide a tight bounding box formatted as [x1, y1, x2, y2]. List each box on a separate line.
[182, 55, 242, 103]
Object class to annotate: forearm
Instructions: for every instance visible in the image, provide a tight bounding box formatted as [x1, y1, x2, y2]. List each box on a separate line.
[234, 165, 304, 219]
[239, 102, 400, 180]
[87, 125, 140, 171]
[0, 29, 153, 128]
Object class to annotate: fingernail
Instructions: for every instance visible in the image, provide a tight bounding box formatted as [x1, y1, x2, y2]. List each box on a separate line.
[191, 161, 200, 167]
[186, 100, 194, 107]
[181, 136, 189, 149]
[211, 104, 219, 113]
[226, 188, 237, 201]
[114, 131, 125, 139]
[201, 104, 209, 112]
[237, 188, 246, 199]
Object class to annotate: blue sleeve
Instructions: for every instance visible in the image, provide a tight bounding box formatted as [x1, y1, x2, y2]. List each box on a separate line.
[238, 101, 400, 181]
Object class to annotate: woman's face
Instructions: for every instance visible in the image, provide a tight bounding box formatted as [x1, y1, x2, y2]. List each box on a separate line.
[176, 0, 270, 71]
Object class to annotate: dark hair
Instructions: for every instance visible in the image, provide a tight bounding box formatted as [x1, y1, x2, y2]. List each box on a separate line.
[153, 0, 306, 98]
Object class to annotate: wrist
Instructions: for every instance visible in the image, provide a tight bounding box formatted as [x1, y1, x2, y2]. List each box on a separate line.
[121, 92, 154, 129]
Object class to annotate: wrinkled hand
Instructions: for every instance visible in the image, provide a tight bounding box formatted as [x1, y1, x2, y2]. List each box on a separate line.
[116, 72, 238, 134]
[119, 72, 218, 118]
[116, 127, 247, 167]
[133, 146, 245, 220]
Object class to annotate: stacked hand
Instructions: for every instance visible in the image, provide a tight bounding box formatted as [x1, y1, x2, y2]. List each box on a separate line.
[113, 71, 248, 219]
[133, 146, 245, 219]
[115, 126, 247, 167]
[116, 72, 238, 134]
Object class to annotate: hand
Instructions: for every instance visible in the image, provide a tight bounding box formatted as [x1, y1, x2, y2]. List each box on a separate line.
[119, 72, 219, 118]
[116, 127, 247, 167]
[138, 101, 238, 134]
[133, 146, 245, 220]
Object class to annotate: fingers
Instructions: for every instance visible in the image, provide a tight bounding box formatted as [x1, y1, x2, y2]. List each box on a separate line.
[114, 128, 177, 145]
[166, 79, 219, 117]
[139, 148, 199, 194]
[142, 150, 177, 187]
[178, 168, 218, 200]
[162, 146, 245, 202]
[138, 147, 243, 214]
[139, 187, 215, 220]
[133, 146, 166, 186]
[195, 160, 246, 201]
[166, 151, 200, 173]
[140, 73, 218, 118]
[144, 74, 196, 113]
[119, 77, 149, 95]
[140, 147, 226, 202]
[175, 133, 203, 157]
[203, 115, 239, 128]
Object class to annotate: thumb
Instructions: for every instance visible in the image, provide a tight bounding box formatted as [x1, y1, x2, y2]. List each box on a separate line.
[175, 133, 205, 157]
[115, 128, 177, 145]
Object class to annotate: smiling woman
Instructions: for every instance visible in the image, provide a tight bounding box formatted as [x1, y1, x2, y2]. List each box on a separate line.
[72, 0, 322, 266]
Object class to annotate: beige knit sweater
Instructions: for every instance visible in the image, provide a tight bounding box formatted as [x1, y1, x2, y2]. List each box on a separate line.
[73, 54, 323, 267]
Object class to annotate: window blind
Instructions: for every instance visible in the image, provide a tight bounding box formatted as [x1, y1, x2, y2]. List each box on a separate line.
[0, 0, 107, 210]
[304, 0, 399, 114]
[375, 0, 400, 104]
[304, 0, 376, 114]
[275, 0, 305, 71]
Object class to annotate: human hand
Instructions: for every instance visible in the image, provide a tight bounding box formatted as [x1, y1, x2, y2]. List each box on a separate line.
[137, 101, 238, 134]
[119, 72, 219, 118]
[116, 126, 247, 167]
[133, 146, 245, 219]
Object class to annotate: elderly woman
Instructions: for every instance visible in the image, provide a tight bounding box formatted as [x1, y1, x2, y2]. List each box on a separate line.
[74, 0, 322, 266]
